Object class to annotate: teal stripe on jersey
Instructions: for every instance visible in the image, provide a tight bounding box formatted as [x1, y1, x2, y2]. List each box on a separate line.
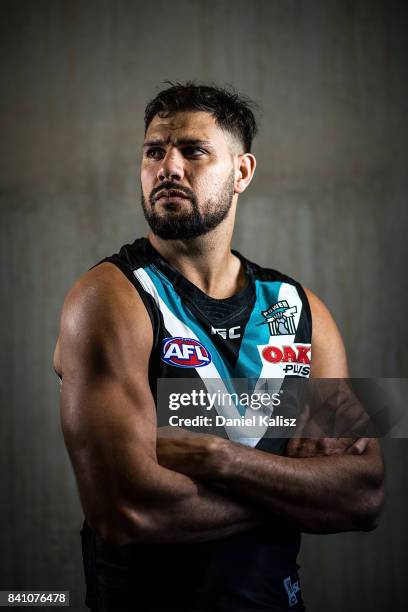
[232, 279, 283, 381]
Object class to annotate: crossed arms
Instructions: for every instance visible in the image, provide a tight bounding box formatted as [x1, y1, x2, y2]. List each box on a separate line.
[54, 262, 384, 546]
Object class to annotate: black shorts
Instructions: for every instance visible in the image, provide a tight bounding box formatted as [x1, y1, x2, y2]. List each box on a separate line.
[81, 523, 305, 612]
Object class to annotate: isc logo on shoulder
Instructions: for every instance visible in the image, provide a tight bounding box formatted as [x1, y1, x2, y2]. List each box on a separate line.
[161, 337, 212, 368]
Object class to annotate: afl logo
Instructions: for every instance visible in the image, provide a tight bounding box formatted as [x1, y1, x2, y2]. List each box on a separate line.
[161, 337, 212, 368]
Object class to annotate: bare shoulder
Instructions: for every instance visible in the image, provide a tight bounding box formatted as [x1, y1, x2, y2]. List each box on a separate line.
[53, 262, 153, 380]
[62, 261, 147, 319]
[303, 287, 349, 377]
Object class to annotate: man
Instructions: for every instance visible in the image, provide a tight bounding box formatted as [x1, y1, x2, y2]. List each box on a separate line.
[53, 83, 384, 612]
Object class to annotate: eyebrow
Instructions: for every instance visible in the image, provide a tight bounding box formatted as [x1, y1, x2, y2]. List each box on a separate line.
[142, 138, 212, 148]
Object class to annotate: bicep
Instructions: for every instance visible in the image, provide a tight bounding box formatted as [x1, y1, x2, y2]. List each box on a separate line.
[296, 288, 382, 459]
[304, 287, 349, 378]
[58, 265, 160, 536]
[60, 371, 158, 529]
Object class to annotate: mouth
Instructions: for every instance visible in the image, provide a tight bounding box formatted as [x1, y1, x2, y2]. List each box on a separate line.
[154, 189, 190, 204]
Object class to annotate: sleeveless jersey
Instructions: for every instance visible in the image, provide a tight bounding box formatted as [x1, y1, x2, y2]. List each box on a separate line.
[81, 237, 312, 611]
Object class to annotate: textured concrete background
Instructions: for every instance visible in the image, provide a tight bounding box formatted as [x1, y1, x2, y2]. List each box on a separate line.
[1, 0, 407, 610]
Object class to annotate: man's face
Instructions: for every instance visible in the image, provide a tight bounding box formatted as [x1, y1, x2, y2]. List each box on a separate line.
[141, 111, 238, 240]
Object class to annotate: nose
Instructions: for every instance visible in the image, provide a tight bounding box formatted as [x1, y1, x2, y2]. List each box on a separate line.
[157, 148, 185, 182]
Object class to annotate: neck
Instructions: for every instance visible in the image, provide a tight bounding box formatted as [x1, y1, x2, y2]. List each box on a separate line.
[147, 222, 245, 299]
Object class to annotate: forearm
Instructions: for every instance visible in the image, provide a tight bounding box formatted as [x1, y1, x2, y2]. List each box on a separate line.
[96, 459, 263, 545]
[211, 439, 384, 533]
[138, 467, 262, 544]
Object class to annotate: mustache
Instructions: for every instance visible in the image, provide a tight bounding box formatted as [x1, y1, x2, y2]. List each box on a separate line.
[150, 182, 195, 202]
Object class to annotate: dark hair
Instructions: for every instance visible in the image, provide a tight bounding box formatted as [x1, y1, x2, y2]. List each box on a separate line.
[144, 81, 258, 153]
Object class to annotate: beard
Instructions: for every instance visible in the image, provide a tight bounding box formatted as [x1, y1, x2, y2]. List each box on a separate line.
[141, 169, 235, 240]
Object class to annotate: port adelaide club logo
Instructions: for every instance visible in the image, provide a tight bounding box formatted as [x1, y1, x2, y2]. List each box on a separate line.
[257, 299, 297, 336]
[161, 337, 212, 368]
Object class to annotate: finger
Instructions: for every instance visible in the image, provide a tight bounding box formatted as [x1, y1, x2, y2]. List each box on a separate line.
[345, 437, 370, 455]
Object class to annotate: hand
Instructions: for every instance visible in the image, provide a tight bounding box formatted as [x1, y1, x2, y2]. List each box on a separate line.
[285, 436, 370, 457]
[156, 426, 224, 478]
[285, 403, 370, 458]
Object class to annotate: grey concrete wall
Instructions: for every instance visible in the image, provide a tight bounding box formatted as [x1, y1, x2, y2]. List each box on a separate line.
[1, 1, 407, 610]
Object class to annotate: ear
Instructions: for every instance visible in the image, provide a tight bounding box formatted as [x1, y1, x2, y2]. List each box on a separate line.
[234, 153, 256, 194]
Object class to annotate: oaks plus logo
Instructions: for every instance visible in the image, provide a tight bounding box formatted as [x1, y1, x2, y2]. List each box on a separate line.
[161, 337, 212, 368]
[261, 343, 311, 377]
[257, 300, 297, 336]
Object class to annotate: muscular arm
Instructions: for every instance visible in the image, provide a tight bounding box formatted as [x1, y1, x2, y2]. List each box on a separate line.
[157, 288, 385, 534]
[175, 434, 384, 534]
[55, 263, 263, 546]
